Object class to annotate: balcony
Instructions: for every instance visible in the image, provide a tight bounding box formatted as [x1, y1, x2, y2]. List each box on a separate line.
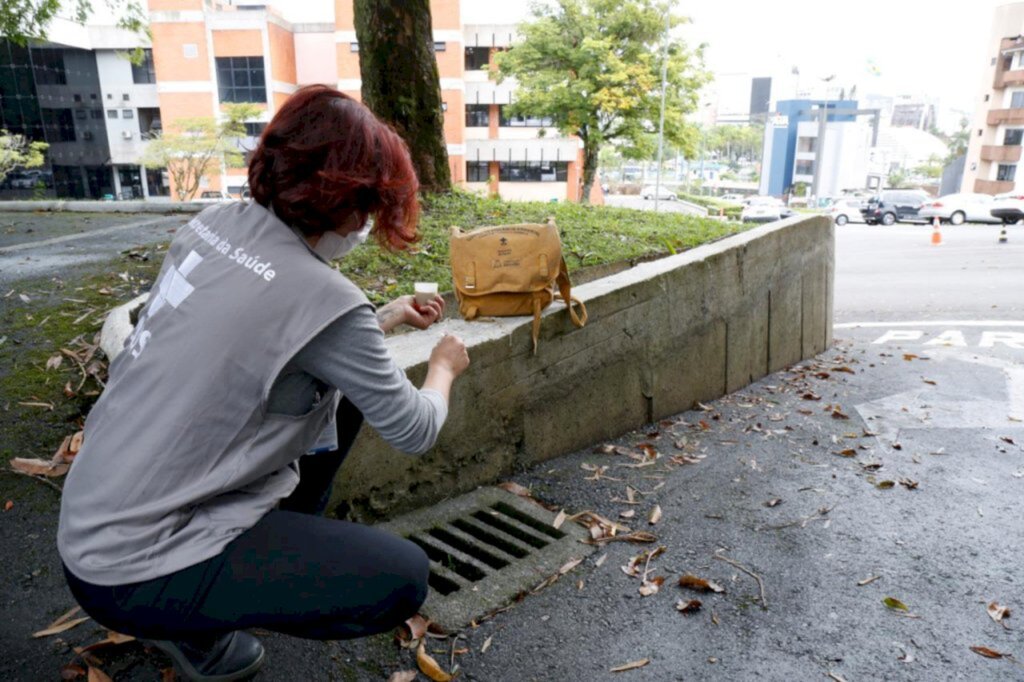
[987, 108, 1024, 125]
[980, 145, 1023, 162]
[996, 69, 1024, 88]
[975, 179, 1015, 195]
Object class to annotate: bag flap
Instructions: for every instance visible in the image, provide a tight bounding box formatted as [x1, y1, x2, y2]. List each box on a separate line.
[449, 222, 564, 296]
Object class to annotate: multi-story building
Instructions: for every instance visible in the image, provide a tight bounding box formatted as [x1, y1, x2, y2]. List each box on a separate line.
[2, 0, 594, 202]
[963, 2, 1024, 195]
[0, 19, 170, 199]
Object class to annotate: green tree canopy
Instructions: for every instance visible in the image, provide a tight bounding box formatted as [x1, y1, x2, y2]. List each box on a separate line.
[0, 130, 48, 184]
[1, 0, 146, 45]
[495, 0, 709, 203]
[141, 103, 260, 201]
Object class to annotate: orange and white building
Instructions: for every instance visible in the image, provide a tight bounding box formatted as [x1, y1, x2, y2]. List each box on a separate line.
[142, 0, 595, 202]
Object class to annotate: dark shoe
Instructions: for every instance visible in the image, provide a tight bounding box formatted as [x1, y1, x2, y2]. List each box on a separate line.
[146, 631, 265, 682]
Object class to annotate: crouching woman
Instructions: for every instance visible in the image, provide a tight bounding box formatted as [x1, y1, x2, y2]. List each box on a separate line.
[57, 84, 469, 681]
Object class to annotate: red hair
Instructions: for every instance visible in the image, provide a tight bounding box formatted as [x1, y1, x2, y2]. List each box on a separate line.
[247, 85, 419, 250]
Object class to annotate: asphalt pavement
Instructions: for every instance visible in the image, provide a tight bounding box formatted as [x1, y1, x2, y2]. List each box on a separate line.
[3, 218, 1024, 681]
[604, 195, 710, 217]
[0, 212, 188, 287]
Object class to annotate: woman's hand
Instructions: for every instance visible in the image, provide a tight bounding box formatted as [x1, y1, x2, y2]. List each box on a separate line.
[376, 294, 445, 333]
[423, 333, 470, 403]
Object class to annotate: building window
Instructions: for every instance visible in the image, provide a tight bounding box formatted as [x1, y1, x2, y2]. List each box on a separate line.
[42, 108, 76, 142]
[90, 109, 103, 119]
[243, 122, 267, 137]
[978, 129, 983, 136]
[985, 94, 990, 102]
[75, 109, 87, 119]
[350, 42, 359, 52]
[797, 137, 817, 153]
[90, 93, 97, 100]
[107, 109, 118, 119]
[795, 160, 815, 176]
[132, 49, 156, 84]
[31, 48, 67, 85]
[997, 164, 1017, 182]
[433, 41, 446, 52]
[465, 104, 489, 127]
[499, 106, 553, 127]
[466, 161, 490, 182]
[498, 161, 568, 182]
[1011, 91, 1024, 108]
[139, 107, 162, 139]
[464, 46, 490, 70]
[1006, 129, 1024, 146]
[73, 94, 82, 102]
[216, 56, 267, 103]
[122, 109, 134, 119]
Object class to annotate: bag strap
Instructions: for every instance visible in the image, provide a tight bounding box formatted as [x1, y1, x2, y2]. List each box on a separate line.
[530, 296, 542, 355]
[556, 257, 588, 328]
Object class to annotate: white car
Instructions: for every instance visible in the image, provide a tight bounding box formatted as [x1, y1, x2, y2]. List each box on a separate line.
[195, 190, 233, 203]
[990, 191, 1024, 224]
[829, 198, 866, 226]
[741, 196, 793, 223]
[918, 193, 1001, 225]
[640, 185, 677, 201]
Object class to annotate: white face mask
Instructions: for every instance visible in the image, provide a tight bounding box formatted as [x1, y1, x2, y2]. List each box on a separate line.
[313, 221, 372, 261]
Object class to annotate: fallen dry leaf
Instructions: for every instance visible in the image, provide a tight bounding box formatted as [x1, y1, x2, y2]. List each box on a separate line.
[416, 640, 453, 682]
[876, 480, 896, 490]
[831, 408, 850, 420]
[497, 481, 531, 498]
[883, 597, 909, 612]
[559, 558, 583, 575]
[59, 664, 86, 680]
[552, 510, 567, 529]
[46, 354, 63, 370]
[386, 672, 418, 682]
[678, 574, 725, 593]
[903, 353, 918, 361]
[648, 505, 662, 525]
[970, 645, 1006, 659]
[593, 444, 617, 455]
[1001, 436, 1016, 446]
[69, 431, 84, 457]
[834, 366, 855, 374]
[33, 615, 90, 638]
[4, 500, 12, 511]
[923, 379, 937, 386]
[801, 392, 822, 401]
[619, 509, 636, 519]
[638, 576, 665, 597]
[676, 599, 702, 614]
[835, 448, 857, 457]
[899, 478, 919, 490]
[399, 614, 430, 643]
[857, 575, 881, 586]
[160, 668, 175, 682]
[480, 635, 493, 653]
[764, 498, 783, 507]
[10, 457, 69, 478]
[610, 659, 650, 673]
[595, 553, 608, 567]
[87, 668, 113, 682]
[988, 602, 1011, 624]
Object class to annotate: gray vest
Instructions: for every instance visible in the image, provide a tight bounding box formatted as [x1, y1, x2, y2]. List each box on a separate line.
[58, 201, 368, 585]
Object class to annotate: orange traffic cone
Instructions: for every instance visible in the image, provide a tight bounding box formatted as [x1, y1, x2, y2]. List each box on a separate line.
[931, 216, 942, 245]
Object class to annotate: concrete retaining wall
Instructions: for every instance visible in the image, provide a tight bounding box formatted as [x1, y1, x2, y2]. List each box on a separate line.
[334, 214, 834, 520]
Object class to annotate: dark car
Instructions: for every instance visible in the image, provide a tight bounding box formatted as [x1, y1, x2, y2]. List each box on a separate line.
[861, 189, 931, 225]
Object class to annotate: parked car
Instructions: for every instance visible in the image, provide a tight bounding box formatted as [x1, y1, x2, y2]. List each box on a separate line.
[828, 198, 866, 226]
[918, 193, 1001, 225]
[640, 185, 677, 201]
[990, 192, 1024, 224]
[861, 189, 931, 225]
[196, 190, 232, 203]
[741, 196, 792, 223]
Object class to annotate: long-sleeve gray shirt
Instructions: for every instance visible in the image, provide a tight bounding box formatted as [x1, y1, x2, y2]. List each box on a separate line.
[268, 303, 447, 454]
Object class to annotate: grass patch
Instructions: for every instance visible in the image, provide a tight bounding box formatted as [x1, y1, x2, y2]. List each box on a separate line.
[338, 191, 750, 304]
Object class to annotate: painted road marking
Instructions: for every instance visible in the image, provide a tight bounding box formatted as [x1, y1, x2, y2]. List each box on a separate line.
[0, 216, 169, 254]
[835, 321, 1024, 329]
[867, 329, 1024, 348]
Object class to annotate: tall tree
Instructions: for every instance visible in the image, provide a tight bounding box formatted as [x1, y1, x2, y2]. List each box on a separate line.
[141, 103, 259, 201]
[353, 0, 451, 193]
[495, 0, 708, 203]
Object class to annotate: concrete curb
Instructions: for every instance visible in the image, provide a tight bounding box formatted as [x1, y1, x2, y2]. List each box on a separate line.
[0, 200, 207, 214]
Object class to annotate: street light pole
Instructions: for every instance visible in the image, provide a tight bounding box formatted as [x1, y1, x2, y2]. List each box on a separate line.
[810, 74, 835, 205]
[654, 3, 670, 213]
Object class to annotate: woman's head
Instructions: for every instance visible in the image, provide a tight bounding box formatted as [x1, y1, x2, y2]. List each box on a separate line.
[247, 85, 419, 250]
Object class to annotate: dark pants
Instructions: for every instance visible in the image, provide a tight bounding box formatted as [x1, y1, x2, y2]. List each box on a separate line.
[63, 398, 429, 641]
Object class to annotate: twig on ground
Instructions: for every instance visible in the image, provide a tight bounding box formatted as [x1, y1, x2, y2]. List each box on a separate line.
[714, 551, 767, 610]
[7, 470, 63, 494]
[761, 505, 834, 531]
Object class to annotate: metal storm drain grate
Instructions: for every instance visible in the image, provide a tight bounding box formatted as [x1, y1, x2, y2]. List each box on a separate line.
[379, 486, 594, 629]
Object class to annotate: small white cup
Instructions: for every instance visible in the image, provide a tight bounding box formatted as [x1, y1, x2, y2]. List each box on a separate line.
[414, 282, 438, 307]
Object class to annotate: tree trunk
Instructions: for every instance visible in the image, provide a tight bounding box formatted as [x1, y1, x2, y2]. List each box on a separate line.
[580, 142, 600, 205]
[354, 0, 451, 193]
